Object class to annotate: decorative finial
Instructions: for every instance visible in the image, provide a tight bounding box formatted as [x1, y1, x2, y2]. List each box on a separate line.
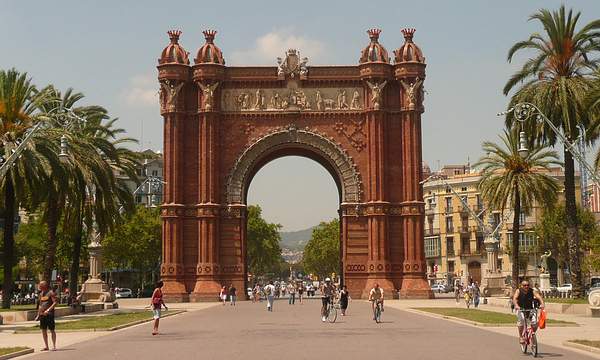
[367, 28, 382, 42]
[401, 28, 416, 42]
[203, 30, 217, 44]
[167, 30, 182, 44]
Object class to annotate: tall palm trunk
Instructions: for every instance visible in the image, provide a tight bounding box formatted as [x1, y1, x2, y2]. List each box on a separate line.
[43, 190, 61, 282]
[2, 177, 15, 309]
[69, 208, 84, 298]
[512, 184, 521, 289]
[563, 148, 582, 297]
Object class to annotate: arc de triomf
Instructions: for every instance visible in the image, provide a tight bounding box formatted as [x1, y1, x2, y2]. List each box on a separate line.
[157, 28, 432, 300]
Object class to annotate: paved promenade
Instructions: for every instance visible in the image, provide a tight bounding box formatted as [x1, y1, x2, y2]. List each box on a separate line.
[19, 298, 596, 360]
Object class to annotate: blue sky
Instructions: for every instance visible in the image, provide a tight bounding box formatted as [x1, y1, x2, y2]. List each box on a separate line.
[2, 0, 599, 230]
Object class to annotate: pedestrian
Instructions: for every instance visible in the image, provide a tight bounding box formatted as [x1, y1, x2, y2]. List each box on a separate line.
[339, 285, 351, 316]
[253, 284, 261, 303]
[288, 282, 296, 305]
[150, 280, 168, 335]
[219, 286, 227, 305]
[264, 281, 276, 312]
[298, 284, 304, 304]
[36, 281, 57, 351]
[229, 284, 237, 306]
[472, 281, 481, 308]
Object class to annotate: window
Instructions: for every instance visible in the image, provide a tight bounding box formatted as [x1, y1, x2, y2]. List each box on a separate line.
[445, 197, 452, 212]
[135, 195, 142, 204]
[507, 232, 537, 250]
[445, 217, 454, 232]
[425, 237, 440, 258]
[476, 236, 484, 253]
[454, 169, 460, 175]
[152, 170, 159, 176]
[519, 213, 526, 226]
[461, 237, 470, 254]
[446, 236, 455, 256]
[461, 187, 467, 192]
[493, 213, 501, 226]
[448, 260, 455, 273]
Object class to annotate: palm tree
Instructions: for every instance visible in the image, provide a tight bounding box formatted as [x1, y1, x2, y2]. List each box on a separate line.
[503, 6, 600, 297]
[0, 69, 57, 308]
[476, 130, 560, 289]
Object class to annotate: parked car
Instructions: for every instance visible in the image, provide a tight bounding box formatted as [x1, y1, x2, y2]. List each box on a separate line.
[586, 284, 600, 296]
[557, 283, 572, 293]
[431, 284, 448, 293]
[115, 288, 133, 298]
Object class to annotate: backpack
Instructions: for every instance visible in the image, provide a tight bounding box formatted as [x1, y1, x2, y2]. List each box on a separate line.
[265, 286, 272, 295]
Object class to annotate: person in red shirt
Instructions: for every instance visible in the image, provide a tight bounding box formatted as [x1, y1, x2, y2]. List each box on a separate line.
[150, 281, 168, 335]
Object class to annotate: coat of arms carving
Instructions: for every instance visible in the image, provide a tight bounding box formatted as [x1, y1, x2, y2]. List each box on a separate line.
[277, 49, 308, 80]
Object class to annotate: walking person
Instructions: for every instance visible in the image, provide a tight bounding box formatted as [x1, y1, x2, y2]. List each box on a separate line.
[288, 282, 296, 305]
[298, 283, 304, 304]
[264, 281, 276, 312]
[229, 284, 237, 306]
[150, 280, 168, 336]
[254, 284, 261, 303]
[219, 286, 227, 305]
[36, 281, 57, 351]
[339, 285, 351, 316]
[473, 281, 481, 308]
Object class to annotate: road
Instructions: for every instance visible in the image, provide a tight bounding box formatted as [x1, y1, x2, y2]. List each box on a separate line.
[26, 298, 596, 360]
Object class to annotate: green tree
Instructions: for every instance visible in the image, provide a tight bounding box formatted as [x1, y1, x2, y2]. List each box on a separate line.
[504, 6, 600, 297]
[476, 130, 560, 288]
[302, 218, 340, 279]
[103, 206, 161, 288]
[0, 69, 57, 308]
[246, 205, 282, 277]
[535, 205, 600, 276]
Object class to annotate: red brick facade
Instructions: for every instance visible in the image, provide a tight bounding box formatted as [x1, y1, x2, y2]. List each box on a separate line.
[157, 29, 432, 300]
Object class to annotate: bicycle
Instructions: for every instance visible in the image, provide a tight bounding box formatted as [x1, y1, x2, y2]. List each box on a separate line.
[323, 296, 338, 323]
[519, 309, 538, 357]
[373, 300, 383, 323]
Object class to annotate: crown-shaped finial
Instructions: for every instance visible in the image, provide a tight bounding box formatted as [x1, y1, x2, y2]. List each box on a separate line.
[168, 30, 182, 44]
[203, 30, 217, 44]
[401, 28, 416, 42]
[367, 28, 382, 42]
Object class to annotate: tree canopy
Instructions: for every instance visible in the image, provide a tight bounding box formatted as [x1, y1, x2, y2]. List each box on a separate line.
[302, 218, 339, 278]
[246, 205, 282, 277]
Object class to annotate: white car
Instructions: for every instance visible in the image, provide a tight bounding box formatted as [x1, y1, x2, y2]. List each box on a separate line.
[115, 288, 133, 298]
[431, 284, 447, 293]
[557, 283, 572, 292]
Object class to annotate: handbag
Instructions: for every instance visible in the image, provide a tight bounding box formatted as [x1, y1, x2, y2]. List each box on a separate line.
[538, 309, 546, 329]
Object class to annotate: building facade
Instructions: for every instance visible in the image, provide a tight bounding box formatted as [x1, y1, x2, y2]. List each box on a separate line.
[423, 164, 580, 288]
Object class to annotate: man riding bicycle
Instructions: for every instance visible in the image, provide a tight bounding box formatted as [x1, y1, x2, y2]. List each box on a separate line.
[512, 280, 545, 344]
[368, 283, 384, 320]
[320, 278, 336, 322]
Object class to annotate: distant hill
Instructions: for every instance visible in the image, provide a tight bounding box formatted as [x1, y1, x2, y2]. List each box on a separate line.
[279, 227, 314, 251]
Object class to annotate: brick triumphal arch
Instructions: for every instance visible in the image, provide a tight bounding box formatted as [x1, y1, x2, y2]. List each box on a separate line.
[157, 28, 432, 300]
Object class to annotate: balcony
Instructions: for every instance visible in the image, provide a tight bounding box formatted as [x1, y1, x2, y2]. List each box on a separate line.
[446, 225, 454, 233]
[425, 204, 436, 216]
[424, 228, 440, 236]
[472, 203, 484, 213]
[446, 249, 455, 257]
[459, 204, 469, 215]
[425, 248, 441, 258]
[471, 225, 485, 234]
[445, 206, 453, 214]
[459, 225, 470, 234]
[460, 248, 472, 256]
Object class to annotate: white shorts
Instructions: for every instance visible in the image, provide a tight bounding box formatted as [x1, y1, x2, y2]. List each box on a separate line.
[516, 309, 537, 327]
[153, 309, 161, 319]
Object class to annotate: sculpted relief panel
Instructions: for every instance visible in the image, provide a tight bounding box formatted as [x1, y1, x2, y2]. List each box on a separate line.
[220, 87, 363, 112]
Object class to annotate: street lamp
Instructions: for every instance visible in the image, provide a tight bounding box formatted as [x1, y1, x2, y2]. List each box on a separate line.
[501, 102, 599, 206]
[59, 134, 69, 163]
[518, 129, 528, 159]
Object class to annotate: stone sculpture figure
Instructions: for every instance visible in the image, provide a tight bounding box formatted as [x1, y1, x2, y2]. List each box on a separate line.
[366, 80, 388, 110]
[315, 90, 324, 111]
[350, 90, 361, 110]
[254, 89, 266, 110]
[160, 80, 185, 112]
[337, 90, 349, 110]
[270, 92, 282, 109]
[299, 57, 309, 77]
[400, 77, 423, 109]
[198, 82, 219, 110]
[540, 250, 551, 274]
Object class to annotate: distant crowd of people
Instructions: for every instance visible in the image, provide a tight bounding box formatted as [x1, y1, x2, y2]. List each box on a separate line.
[454, 280, 482, 308]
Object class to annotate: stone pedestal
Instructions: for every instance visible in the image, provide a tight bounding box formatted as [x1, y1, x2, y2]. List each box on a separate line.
[482, 236, 505, 296]
[539, 273, 551, 291]
[80, 241, 115, 303]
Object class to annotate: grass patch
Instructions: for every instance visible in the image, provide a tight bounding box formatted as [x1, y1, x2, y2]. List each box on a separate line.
[21, 310, 178, 332]
[0, 347, 30, 355]
[413, 307, 575, 325]
[545, 298, 588, 304]
[0, 304, 68, 312]
[571, 340, 600, 348]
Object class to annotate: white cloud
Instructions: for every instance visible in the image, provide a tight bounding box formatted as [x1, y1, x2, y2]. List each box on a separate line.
[230, 29, 326, 65]
[120, 74, 159, 108]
